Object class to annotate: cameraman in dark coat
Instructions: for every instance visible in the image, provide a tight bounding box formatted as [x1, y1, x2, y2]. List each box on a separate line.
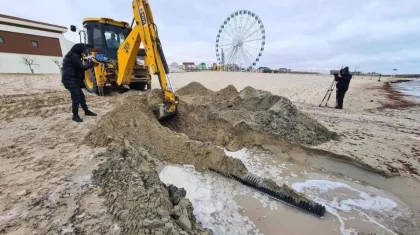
[334, 66, 352, 109]
[61, 43, 98, 122]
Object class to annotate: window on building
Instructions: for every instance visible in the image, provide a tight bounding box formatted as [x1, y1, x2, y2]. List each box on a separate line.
[31, 40, 39, 47]
[0, 36, 4, 44]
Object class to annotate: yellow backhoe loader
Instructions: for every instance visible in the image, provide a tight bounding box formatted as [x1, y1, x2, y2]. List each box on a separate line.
[69, 0, 177, 119]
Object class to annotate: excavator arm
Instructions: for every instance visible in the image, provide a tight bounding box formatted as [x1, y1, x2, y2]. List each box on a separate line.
[116, 0, 177, 119]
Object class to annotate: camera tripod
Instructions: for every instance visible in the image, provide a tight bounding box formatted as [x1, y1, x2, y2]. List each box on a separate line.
[319, 79, 336, 107]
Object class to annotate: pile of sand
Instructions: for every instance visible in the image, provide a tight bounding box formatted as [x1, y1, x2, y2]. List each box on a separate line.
[86, 81, 336, 175]
[84, 94, 247, 176]
[169, 82, 337, 147]
[92, 147, 211, 235]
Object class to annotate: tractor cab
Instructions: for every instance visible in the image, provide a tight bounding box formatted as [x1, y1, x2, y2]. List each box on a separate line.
[78, 18, 130, 61]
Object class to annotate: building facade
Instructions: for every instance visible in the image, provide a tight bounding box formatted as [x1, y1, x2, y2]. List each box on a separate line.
[182, 62, 195, 71]
[278, 68, 291, 73]
[0, 14, 74, 74]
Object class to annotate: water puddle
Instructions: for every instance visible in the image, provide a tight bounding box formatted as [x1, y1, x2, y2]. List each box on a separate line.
[159, 148, 414, 235]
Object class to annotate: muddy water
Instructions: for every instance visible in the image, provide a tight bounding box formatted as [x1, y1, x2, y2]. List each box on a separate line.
[234, 193, 340, 235]
[159, 149, 417, 235]
[226, 149, 415, 235]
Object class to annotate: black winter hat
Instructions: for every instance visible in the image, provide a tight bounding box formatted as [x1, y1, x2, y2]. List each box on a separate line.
[70, 43, 87, 55]
[340, 66, 350, 75]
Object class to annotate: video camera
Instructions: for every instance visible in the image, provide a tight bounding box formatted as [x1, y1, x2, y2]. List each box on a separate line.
[333, 67, 346, 78]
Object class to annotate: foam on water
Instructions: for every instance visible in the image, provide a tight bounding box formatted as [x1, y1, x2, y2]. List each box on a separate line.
[292, 180, 399, 235]
[224, 149, 403, 235]
[292, 180, 397, 212]
[224, 148, 285, 182]
[159, 165, 263, 235]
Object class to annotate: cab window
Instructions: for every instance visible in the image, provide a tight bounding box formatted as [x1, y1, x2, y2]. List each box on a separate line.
[105, 31, 125, 48]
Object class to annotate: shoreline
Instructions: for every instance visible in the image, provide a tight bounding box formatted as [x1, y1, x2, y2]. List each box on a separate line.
[378, 79, 420, 110]
[293, 75, 420, 180]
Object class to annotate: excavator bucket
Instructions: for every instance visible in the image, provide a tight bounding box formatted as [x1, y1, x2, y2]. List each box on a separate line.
[154, 103, 177, 120]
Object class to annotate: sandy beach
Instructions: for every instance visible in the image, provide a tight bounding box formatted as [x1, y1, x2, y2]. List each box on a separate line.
[1, 72, 419, 234]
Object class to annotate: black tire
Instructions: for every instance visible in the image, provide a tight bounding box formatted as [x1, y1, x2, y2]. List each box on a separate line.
[84, 68, 99, 94]
[129, 82, 147, 91]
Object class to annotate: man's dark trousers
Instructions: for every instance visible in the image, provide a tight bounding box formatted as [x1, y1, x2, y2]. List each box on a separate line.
[336, 89, 347, 109]
[69, 88, 88, 116]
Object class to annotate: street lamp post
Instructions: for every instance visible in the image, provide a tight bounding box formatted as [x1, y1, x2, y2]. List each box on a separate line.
[354, 66, 360, 73]
[392, 69, 398, 78]
[354, 66, 361, 79]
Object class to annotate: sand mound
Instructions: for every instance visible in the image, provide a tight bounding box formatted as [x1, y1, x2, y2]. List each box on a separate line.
[145, 88, 164, 110]
[84, 94, 247, 176]
[239, 86, 273, 100]
[165, 84, 337, 146]
[176, 82, 214, 97]
[92, 147, 212, 234]
[214, 85, 239, 101]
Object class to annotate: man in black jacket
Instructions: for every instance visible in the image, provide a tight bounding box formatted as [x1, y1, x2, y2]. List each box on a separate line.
[334, 66, 352, 109]
[62, 43, 98, 122]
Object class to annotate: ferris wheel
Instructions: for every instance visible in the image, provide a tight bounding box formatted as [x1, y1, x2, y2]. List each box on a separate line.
[216, 10, 266, 71]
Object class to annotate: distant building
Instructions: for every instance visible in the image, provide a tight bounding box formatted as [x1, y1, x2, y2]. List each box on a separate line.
[182, 62, 195, 71]
[226, 64, 240, 71]
[170, 62, 179, 68]
[0, 14, 74, 73]
[258, 67, 271, 73]
[279, 68, 291, 73]
[199, 62, 206, 70]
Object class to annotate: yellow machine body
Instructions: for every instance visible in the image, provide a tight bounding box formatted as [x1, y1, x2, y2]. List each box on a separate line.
[72, 0, 177, 118]
[77, 17, 149, 95]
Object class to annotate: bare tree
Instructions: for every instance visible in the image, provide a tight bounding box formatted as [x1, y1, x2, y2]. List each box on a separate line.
[52, 59, 62, 66]
[21, 56, 39, 74]
[52, 59, 62, 68]
[52, 59, 63, 75]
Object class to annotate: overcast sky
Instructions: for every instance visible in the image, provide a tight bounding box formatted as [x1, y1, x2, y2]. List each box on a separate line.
[2, 0, 420, 73]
